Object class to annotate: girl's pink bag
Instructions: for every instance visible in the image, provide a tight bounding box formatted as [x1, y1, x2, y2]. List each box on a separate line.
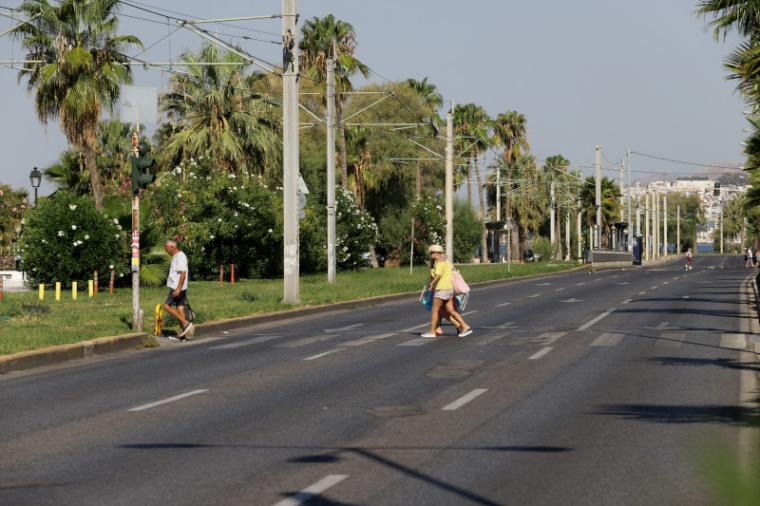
[452, 270, 470, 295]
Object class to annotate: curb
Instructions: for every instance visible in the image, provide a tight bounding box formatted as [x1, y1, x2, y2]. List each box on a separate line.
[0, 333, 147, 375]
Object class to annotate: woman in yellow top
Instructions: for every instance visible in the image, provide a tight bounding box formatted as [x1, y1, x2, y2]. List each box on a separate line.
[422, 245, 472, 338]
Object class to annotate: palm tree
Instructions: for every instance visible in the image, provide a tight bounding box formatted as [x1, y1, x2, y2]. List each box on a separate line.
[345, 126, 372, 208]
[159, 43, 280, 177]
[696, 0, 760, 39]
[544, 154, 571, 257]
[406, 77, 442, 196]
[300, 14, 369, 190]
[580, 176, 621, 248]
[511, 155, 549, 256]
[492, 111, 530, 259]
[13, 0, 141, 209]
[44, 149, 88, 195]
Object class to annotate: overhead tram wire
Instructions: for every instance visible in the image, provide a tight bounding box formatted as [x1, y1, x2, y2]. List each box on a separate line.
[630, 151, 743, 171]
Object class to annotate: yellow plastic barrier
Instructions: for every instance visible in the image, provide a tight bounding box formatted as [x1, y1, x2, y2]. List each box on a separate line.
[38, 284, 44, 301]
[55, 282, 61, 301]
[88, 280, 94, 298]
[72, 282, 77, 300]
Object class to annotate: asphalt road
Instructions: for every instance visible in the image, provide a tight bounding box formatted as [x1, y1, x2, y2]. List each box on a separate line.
[1, 255, 758, 506]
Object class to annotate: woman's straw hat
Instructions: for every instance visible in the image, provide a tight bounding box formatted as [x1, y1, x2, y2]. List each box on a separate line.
[428, 244, 444, 254]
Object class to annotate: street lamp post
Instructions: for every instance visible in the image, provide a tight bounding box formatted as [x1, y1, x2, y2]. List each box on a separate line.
[29, 167, 41, 207]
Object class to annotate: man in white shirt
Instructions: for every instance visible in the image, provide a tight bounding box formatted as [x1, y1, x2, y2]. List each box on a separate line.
[163, 240, 193, 339]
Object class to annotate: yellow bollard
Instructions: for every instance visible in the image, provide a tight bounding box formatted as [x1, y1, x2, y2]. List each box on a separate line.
[38, 284, 45, 301]
[88, 280, 94, 298]
[55, 282, 61, 301]
[72, 282, 78, 300]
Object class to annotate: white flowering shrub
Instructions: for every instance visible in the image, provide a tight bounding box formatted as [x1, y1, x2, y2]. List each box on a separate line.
[19, 191, 127, 286]
[333, 188, 378, 269]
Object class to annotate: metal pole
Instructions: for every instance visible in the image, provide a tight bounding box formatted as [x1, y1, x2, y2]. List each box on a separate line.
[595, 145, 602, 249]
[626, 149, 632, 249]
[34, 187, 38, 207]
[565, 211, 571, 261]
[577, 208, 582, 263]
[130, 128, 141, 332]
[636, 195, 640, 237]
[653, 192, 658, 259]
[496, 167, 501, 223]
[282, 0, 300, 303]
[720, 202, 724, 255]
[677, 205, 681, 254]
[619, 164, 625, 222]
[410, 218, 414, 275]
[663, 193, 668, 256]
[645, 192, 650, 262]
[550, 181, 556, 256]
[445, 107, 454, 260]
[326, 57, 336, 284]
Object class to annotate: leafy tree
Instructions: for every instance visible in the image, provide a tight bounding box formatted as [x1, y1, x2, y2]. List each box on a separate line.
[0, 185, 29, 257]
[159, 43, 280, 179]
[12, 0, 142, 209]
[453, 199, 482, 263]
[300, 14, 369, 189]
[19, 191, 127, 286]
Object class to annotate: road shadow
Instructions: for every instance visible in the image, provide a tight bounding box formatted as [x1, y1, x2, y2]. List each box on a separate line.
[119, 444, 573, 506]
[644, 356, 760, 372]
[590, 403, 759, 427]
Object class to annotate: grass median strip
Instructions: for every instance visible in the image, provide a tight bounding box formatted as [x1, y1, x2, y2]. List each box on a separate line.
[0, 262, 576, 356]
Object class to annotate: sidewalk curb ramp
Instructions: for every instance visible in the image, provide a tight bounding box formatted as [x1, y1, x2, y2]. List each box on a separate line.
[0, 263, 614, 375]
[0, 333, 147, 375]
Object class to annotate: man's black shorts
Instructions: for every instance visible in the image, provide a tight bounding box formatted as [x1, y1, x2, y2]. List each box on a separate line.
[165, 289, 188, 307]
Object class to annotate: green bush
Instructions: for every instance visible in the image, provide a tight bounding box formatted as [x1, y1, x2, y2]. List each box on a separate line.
[531, 236, 554, 261]
[19, 191, 127, 286]
[453, 200, 481, 263]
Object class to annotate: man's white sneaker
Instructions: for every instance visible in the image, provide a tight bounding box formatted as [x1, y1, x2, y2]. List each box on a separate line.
[458, 329, 473, 337]
[420, 332, 437, 338]
[179, 322, 194, 338]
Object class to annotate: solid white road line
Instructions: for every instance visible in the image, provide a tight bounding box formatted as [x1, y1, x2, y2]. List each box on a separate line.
[442, 388, 489, 411]
[496, 302, 512, 307]
[577, 308, 615, 331]
[720, 333, 747, 350]
[528, 347, 553, 360]
[273, 475, 349, 506]
[128, 389, 208, 412]
[303, 348, 344, 361]
[209, 335, 282, 350]
[590, 332, 624, 347]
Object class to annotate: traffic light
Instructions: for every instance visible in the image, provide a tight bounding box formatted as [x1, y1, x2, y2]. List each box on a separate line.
[131, 140, 155, 195]
[713, 182, 721, 197]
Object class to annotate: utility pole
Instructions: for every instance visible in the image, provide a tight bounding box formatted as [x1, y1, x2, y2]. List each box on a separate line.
[576, 207, 582, 263]
[445, 106, 454, 260]
[635, 195, 641, 237]
[677, 205, 681, 254]
[282, 0, 300, 304]
[720, 202, 724, 255]
[652, 192, 658, 259]
[550, 181, 556, 257]
[619, 164, 625, 223]
[565, 211, 571, 261]
[645, 191, 650, 261]
[595, 145, 602, 250]
[663, 193, 668, 256]
[496, 167, 501, 223]
[130, 129, 141, 332]
[326, 57, 336, 284]
[626, 149, 632, 250]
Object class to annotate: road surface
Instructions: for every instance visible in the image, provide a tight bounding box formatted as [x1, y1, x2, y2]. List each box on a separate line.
[1, 255, 758, 505]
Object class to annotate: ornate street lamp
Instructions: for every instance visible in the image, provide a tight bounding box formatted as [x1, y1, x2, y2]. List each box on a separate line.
[29, 167, 41, 207]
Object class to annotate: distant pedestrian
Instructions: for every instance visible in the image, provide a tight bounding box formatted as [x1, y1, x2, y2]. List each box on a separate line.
[421, 245, 471, 338]
[685, 247, 693, 271]
[747, 246, 755, 268]
[163, 240, 194, 339]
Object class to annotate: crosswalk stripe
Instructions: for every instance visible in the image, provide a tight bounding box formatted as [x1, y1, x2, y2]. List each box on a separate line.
[590, 332, 624, 347]
[720, 333, 747, 350]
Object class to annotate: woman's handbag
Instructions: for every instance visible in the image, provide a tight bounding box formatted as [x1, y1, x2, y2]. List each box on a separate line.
[419, 287, 433, 308]
[452, 270, 470, 295]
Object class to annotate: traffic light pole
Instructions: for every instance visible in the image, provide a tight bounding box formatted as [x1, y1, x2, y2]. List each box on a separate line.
[131, 128, 142, 332]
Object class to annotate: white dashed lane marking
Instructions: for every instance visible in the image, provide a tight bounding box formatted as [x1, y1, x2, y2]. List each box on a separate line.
[496, 302, 512, 307]
[577, 308, 615, 331]
[273, 475, 349, 506]
[303, 348, 344, 361]
[442, 388, 489, 411]
[128, 389, 208, 412]
[528, 347, 553, 360]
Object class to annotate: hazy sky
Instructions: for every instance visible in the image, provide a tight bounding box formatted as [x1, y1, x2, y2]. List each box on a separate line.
[0, 0, 746, 196]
